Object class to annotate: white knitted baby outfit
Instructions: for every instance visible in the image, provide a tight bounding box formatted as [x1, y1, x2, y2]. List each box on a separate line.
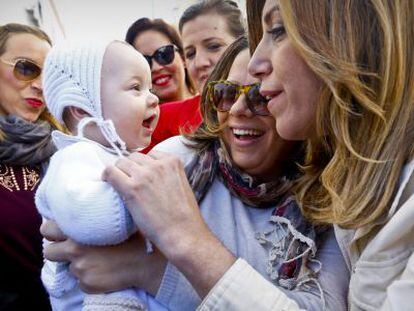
[36, 40, 165, 311]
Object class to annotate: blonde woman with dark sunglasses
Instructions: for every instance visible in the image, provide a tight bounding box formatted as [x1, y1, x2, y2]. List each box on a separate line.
[0, 23, 63, 310]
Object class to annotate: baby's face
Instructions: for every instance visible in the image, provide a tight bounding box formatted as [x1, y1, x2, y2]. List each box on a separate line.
[101, 41, 159, 150]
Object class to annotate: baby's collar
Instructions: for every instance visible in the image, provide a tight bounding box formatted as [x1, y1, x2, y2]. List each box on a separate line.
[51, 130, 130, 157]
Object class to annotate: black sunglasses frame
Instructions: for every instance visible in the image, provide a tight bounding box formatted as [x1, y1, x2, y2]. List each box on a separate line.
[143, 44, 179, 69]
[207, 80, 270, 116]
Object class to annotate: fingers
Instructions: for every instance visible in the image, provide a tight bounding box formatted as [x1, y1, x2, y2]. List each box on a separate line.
[146, 149, 170, 160]
[40, 219, 67, 242]
[102, 153, 147, 181]
[103, 165, 135, 197]
[43, 239, 75, 262]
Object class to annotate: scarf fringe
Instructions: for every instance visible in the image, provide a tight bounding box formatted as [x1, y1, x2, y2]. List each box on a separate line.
[255, 198, 325, 309]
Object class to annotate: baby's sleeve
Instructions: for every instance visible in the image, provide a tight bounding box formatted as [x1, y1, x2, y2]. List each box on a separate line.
[36, 142, 136, 246]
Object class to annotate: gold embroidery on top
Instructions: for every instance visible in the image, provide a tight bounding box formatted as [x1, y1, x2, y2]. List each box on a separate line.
[23, 166, 40, 191]
[0, 164, 40, 192]
[0, 165, 20, 192]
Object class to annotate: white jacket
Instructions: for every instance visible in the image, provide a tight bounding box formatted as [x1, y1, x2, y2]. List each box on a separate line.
[35, 131, 166, 311]
[335, 159, 414, 311]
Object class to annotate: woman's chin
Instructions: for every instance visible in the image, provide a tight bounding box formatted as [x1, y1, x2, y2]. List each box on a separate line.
[17, 112, 42, 123]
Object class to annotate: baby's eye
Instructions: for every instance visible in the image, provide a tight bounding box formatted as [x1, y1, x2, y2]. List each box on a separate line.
[133, 84, 141, 91]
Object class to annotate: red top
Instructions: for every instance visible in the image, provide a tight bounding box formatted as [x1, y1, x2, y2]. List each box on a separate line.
[0, 163, 51, 310]
[143, 95, 202, 152]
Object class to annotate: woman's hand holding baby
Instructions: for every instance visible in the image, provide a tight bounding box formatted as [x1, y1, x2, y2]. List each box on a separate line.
[102, 150, 213, 258]
[40, 221, 166, 295]
[102, 150, 236, 298]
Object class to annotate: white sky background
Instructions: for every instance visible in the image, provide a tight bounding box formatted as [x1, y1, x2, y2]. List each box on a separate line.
[0, 0, 246, 43]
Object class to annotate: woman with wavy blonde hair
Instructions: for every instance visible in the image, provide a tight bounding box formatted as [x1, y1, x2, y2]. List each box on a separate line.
[248, 0, 414, 309]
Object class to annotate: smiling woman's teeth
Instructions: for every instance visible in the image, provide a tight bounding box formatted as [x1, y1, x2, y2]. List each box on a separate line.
[154, 76, 169, 84]
[232, 128, 263, 136]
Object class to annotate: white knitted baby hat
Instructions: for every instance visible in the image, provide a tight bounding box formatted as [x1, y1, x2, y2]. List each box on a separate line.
[43, 40, 126, 155]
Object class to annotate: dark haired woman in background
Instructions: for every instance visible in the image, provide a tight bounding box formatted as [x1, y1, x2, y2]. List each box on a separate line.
[143, 0, 246, 151]
[125, 17, 195, 104]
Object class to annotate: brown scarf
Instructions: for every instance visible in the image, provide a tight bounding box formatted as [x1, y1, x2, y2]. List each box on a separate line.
[185, 139, 296, 207]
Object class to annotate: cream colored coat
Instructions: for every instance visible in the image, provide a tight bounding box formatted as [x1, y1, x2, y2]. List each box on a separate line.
[335, 159, 414, 311]
[197, 160, 414, 311]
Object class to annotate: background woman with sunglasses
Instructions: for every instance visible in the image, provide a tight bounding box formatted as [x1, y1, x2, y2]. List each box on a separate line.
[42, 36, 348, 310]
[126, 17, 195, 105]
[0, 23, 62, 310]
[142, 0, 246, 151]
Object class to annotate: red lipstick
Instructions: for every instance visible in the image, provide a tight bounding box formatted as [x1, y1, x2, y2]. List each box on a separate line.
[25, 98, 44, 108]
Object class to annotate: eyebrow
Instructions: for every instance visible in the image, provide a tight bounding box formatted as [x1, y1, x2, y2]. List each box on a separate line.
[264, 5, 279, 26]
[128, 75, 143, 83]
[184, 37, 224, 51]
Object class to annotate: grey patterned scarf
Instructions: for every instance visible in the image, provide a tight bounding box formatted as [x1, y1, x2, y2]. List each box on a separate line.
[0, 115, 56, 165]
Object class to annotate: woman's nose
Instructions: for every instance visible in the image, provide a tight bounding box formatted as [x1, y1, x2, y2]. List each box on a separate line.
[152, 59, 163, 71]
[194, 51, 210, 70]
[248, 41, 272, 80]
[30, 76, 43, 94]
[229, 94, 254, 117]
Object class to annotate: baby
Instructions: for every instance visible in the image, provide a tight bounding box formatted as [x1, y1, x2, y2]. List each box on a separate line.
[35, 40, 164, 310]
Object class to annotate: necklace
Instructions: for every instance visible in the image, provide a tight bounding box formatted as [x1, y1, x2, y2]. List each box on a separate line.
[0, 164, 40, 192]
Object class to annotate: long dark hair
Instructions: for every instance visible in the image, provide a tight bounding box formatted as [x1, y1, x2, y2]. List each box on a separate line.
[125, 18, 195, 95]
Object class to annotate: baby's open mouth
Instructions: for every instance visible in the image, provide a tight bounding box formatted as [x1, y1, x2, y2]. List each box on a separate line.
[142, 115, 155, 129]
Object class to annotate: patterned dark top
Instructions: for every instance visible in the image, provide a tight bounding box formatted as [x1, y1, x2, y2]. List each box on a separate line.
[0, 163, 51, 310]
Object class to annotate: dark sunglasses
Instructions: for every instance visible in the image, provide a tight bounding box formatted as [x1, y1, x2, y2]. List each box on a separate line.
[0, 58, 42, 82]
[207, 80, 270, 116]
[143, 44, 178, 69]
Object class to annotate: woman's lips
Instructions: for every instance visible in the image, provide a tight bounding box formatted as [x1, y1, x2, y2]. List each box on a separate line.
[260, 89, 284, 114]
[25, 98, 44, 108]
[198, 74, 209, 86]
[153, 75, 171, 87]
[266, 91, 284, 113]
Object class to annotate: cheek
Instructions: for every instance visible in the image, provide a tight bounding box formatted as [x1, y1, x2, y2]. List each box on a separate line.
[217, 112, 227, 125]
[292, 72, 321, 124]
[211, 50, 225, 65]
[0, 71, 22, 92]
[169, 61, 183, 80]
[186, 60, 196, 75]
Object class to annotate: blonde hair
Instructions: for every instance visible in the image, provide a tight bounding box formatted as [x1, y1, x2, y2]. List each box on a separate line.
[0, 23, 64, 139]
[268, 0, 414, 228]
